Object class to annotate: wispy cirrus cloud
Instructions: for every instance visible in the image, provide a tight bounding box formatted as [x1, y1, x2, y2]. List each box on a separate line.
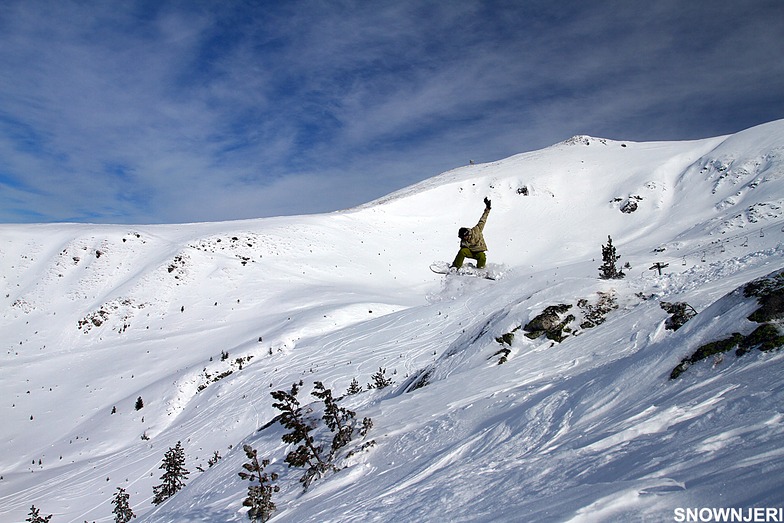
[0, 0, 782, 223]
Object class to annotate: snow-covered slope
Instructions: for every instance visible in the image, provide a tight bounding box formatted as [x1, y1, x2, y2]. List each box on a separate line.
[2, 119, 784, 522]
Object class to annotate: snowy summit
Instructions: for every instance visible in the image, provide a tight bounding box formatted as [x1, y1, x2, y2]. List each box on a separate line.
[2, 119, 784, 522]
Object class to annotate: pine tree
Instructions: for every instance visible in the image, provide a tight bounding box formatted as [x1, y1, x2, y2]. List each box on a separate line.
[152, 441, 189, 505]
[134, 396, 144, 410]
[598, 235, 625, 279]
[112, 487, 136, 522]
[368, 368, 393, 389]
[271, 381, 374, 490]
[360, 417, 373, 437]
[239, 445, 280, 521]
[312, 381, 356, 458]
[270, 382, 329, 488]
[26, 505, 52, 523]
[345, 378, 362, 395]
[207, 450, 221, 467]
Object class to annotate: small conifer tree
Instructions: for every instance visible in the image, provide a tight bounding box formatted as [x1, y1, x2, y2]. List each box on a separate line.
[272, 381, 374, 489]
[239, 445, 280, 521]
[152, 441, 189, 505]
[112, 487, 136, 522]
[599, 235, 625, 279]
[360, 417, 374, 437]
[270, 382, 329, 488]
[368, 368, 393, 389]
[26, 505, 52, 523]
[312, 381, 355, 458]
[345, 378, 363, 395]
[134, 396, 144, 410]
[207, 450, 221, 467]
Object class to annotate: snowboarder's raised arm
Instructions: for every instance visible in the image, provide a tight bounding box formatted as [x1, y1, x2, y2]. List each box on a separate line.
[476, 198, 491, 231]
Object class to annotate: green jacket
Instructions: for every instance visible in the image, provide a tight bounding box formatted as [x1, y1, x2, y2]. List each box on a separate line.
[461, 207, 490, 252]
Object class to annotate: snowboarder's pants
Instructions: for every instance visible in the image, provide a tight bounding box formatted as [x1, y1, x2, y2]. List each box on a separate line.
[452, 248, 486, 269]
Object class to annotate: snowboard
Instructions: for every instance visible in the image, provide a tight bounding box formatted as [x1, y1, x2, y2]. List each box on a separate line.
[430, 261, 502, 280]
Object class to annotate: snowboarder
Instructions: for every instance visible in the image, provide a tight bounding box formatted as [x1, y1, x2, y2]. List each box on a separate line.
[452, 197, 491, 270]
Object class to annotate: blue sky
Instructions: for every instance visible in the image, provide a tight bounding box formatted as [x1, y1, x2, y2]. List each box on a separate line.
[1, 0, 783, 224]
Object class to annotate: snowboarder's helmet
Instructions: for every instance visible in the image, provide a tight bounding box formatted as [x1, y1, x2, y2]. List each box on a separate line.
[458, 227, 469, 238]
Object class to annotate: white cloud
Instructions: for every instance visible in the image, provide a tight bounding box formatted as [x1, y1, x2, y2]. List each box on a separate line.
[0, 0, 783, 223]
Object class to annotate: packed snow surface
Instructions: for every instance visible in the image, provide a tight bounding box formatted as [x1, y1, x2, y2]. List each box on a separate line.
[2, 119, 784, 522]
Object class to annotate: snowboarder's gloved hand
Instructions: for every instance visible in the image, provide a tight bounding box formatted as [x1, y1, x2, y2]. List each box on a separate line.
[484, 197, 492, 209]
